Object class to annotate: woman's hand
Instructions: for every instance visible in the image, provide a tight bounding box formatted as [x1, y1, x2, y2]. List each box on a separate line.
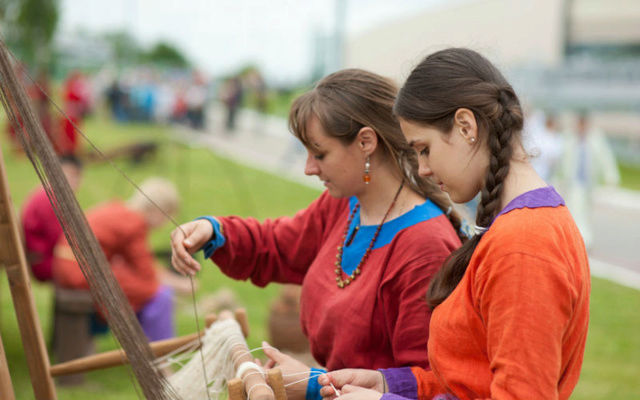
[170, 220, 213, 276]
[262, 341, 311, 400]
[318, 369, 385, 400]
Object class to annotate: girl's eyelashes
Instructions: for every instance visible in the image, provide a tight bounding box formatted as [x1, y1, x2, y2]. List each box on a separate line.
[314, 153, 325, 160]
[419, 147, 429, 157]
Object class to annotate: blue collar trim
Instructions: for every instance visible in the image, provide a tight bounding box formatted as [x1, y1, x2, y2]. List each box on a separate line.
[339, 197, 443, 275]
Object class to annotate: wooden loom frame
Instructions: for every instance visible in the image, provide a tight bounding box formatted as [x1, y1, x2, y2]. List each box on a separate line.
[0, 144, 287, 400]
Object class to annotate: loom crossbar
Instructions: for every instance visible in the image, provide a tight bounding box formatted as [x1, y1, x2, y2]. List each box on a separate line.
[50, 314, 220, 377]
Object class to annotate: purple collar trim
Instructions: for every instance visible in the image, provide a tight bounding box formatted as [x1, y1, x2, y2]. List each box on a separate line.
[495, 186, 565, 221]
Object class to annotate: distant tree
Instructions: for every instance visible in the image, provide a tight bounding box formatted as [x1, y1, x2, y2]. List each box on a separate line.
[143, 42, 189, 67]
[0, 0, 59, 67]
[238, 63, 260, 77]
[0, 0, 18, 21]
[102, 30, 143, 66]
[100, 33, 189, 68]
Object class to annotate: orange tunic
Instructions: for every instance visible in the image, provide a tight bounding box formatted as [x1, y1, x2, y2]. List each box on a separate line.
[53, 201, 159, 311]
[384, 201, 590, 400]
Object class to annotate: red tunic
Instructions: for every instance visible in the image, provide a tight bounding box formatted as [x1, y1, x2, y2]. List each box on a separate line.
[21, 187, 62, 281]
[53, 201, 159, 311]
[212, 191, 461, 370]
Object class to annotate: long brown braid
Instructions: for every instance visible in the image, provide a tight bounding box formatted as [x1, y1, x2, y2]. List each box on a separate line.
[394, 48, 524, 308]
[288, 68, 464, 241]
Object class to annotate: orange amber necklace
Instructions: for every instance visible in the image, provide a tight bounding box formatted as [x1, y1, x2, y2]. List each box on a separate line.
[334, 180, 405, 288]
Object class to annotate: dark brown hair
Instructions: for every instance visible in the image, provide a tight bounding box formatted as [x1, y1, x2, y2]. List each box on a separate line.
[394, 48, 524, 308]
[289, 68, 464, 239]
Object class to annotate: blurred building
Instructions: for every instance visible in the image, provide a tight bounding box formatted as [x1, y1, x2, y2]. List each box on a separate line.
[345, 0, 640, 80]
[570, 0, 640, 49]
[344, 0, 640, 162]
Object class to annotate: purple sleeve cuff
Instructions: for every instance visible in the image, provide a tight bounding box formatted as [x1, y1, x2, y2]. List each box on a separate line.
[379, 367, 418, 400]
[381, 394, 415, 400]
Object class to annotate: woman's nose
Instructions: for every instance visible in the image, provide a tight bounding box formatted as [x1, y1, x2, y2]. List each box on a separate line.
[304, 153, 319, 176]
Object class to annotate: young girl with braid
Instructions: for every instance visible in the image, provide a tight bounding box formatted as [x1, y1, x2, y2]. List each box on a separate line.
[170, 69, 462, 400]
[319, 48, 590, 400]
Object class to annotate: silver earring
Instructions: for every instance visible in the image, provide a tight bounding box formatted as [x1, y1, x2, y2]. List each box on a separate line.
[470, 137, 476, 143]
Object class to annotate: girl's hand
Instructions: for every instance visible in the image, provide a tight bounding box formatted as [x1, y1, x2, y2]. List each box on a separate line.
[318, 369, 385, 400]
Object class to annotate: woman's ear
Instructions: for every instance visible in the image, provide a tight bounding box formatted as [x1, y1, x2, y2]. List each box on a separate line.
[453, 108, 479, 144]
[356, 126, 378, 156]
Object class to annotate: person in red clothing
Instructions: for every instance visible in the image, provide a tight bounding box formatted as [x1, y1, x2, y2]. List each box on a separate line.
[319, 48, 590, 400]
[57, 70, 91, 155]
[170, 69, 463, 400]
[21, 155, 83, 281]
[53, 177, 184, 341]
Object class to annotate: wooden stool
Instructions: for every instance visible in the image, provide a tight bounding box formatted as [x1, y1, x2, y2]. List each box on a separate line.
[51, 287, 95, 386]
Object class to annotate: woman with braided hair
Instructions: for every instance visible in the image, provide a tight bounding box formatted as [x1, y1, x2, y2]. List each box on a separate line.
[171, 69, 462, 400]
[318, 48, 590, 400]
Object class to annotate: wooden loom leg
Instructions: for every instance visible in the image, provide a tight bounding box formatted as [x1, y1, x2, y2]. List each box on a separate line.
[267, 368, 287, 400]
[231, 343, 274, 400]
[0, 331, 16, 400]
[228, 378, 246, 400]
[227, 364, 286, 400]
[0, 146, 56, 399]
[235, 308, 250, 338]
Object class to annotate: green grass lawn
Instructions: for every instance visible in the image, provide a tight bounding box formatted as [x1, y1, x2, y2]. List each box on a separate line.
[1, 115, 639, 399]
[572, 278, 640, 399]
[619, 162, 640, 191]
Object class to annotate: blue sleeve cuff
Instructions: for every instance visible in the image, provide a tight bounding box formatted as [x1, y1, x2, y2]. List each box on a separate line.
[379, 367, 418, 399]
[195, 216, 226, 258]
[306, 367, 327, 400]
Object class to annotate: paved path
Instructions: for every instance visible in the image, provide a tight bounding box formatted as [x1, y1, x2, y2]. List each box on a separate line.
[591, 188, 640, 288]
[172, 104, 640, 290]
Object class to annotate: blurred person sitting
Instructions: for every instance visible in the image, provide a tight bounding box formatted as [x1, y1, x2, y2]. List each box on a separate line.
[21, 155, 83, 282]
[559, 111, 619, 249]
[52, 177, 188, 341]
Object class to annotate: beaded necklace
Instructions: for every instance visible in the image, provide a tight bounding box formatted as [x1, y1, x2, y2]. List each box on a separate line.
[334, 180, 405, 288]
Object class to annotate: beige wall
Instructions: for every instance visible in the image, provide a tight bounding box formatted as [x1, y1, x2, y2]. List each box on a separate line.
[345, 0, 565, 82]
[571, 0, 640, 44]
